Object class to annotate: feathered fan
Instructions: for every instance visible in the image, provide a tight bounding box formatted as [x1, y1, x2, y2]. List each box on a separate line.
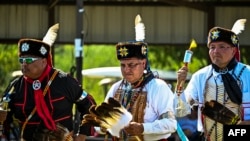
[82, 97, 132, 137]
[202, 100, 240, 125]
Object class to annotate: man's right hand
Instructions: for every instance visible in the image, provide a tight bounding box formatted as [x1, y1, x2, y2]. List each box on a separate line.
[74, 134, 86, 141]
[177, 66, 188, 85]
[0, 107, 7, 122]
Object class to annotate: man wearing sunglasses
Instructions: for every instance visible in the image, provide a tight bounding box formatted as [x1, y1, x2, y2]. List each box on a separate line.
[1, 24, 96, 141]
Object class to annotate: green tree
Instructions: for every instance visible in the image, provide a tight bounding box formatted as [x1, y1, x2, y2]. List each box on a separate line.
[0, 44, 20, 93]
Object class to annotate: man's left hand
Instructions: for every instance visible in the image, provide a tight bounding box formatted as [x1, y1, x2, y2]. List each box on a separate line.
[237, 120, 250, 125]
[124, 122, 144, 136]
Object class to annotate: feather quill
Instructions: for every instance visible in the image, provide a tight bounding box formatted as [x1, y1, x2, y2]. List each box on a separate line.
[43, 23, 59, 46]
[135, 15, 145, 42]
[231, 19, 247, 35]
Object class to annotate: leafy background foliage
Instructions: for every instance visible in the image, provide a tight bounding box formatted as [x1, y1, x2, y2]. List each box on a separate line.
[0, 44, 20, 93]
[1, 43, 249, 104]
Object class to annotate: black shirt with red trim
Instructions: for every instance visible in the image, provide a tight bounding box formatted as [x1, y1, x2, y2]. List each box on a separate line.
[3, 68, 96, 140]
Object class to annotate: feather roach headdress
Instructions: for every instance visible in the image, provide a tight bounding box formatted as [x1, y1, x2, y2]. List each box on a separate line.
[207, 19, 247, 61]
[18, 23, 59, 66]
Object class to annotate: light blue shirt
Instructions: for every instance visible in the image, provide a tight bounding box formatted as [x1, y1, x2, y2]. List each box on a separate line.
[183, 62, 250, 132]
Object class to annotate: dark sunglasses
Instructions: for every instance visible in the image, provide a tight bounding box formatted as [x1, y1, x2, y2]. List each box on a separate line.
[19, 57, 40, 64]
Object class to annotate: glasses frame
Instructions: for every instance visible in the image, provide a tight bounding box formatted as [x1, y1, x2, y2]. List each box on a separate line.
[208, 46, 233, 52]
[19, 57, 40, 64]
[120, 62, 142, 70]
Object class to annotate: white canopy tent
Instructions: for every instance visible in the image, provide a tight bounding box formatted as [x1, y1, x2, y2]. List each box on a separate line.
[81, 66, 191, 81]
[12, 67, 192, 82]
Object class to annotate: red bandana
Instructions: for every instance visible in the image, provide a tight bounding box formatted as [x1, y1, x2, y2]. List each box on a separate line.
[24, 65, 56, 130]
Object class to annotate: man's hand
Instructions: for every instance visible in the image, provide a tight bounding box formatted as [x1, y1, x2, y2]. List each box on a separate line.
[237, 120, 250, 125]
[177, 66, 188, 85]
[123, 122, 143, 136]
[74, 134, 86, 141]
[0, 108, 7, 122]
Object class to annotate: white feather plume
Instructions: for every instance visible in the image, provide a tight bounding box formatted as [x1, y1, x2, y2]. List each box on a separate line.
[135, 14, 145, 42]
[231, 19, 247, 35]
[42, 23, 59, 46]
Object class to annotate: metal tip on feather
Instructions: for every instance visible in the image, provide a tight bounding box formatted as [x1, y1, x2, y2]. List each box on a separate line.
[231, 19, 247, 35]
[43, 23, 59, 46]
[135, 14, 145, 42]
